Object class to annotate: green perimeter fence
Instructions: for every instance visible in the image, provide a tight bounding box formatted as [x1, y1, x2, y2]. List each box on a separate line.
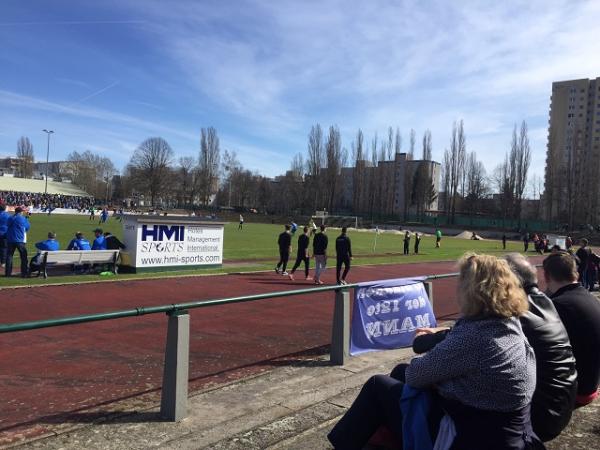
[0, 273, 459, 422]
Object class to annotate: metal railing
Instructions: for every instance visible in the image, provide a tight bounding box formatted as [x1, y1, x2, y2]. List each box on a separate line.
[0, 272, 460, 421]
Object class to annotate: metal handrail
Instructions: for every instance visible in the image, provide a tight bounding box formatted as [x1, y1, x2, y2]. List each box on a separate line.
[0, 272, 460, 334]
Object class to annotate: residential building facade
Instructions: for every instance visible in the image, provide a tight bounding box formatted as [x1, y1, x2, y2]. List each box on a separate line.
[545, 77, 600, 225]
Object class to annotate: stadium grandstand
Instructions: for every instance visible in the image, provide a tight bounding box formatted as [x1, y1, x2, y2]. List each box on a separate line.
[0, 177, 93, 210]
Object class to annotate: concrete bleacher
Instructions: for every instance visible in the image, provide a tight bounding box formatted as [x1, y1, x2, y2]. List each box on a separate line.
[0, 176, 89, 196]
[11, 342, 599, 449]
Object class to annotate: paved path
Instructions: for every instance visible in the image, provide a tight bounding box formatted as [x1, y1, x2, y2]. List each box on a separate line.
[0, 257, 544, 446]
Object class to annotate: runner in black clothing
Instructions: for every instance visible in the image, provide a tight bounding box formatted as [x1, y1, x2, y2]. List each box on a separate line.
[335, 227, 353, 285]
[289, 227, 311, 281]
[403, 231, 410, 255]
[275, 224, 292, 275]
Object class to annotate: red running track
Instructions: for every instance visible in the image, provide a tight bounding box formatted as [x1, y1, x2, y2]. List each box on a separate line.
[0, 258, 543, 445]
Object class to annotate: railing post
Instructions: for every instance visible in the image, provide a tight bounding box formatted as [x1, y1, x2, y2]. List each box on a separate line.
[423, 281, 434, 307]
[330, 288, 350, 365]
[160, 310, 190, 421]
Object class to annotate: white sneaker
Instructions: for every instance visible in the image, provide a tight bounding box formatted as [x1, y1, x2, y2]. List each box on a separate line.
[282, 271, 289, 276]
[275, 267, 280, 274]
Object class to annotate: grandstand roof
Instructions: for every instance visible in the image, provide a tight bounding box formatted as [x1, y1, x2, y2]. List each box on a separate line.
[0, 176, 90, 196]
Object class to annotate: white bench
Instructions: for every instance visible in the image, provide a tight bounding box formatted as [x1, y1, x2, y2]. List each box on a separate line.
[38, 250, 120, 278]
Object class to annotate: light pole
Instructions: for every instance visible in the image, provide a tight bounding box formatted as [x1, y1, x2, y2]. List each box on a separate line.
[42, 129, 54, 195]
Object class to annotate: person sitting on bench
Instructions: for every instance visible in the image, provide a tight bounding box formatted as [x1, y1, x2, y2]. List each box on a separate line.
[29, 232, 60, 275]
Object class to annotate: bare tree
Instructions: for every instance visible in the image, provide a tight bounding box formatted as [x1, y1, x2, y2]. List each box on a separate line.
[199, 127, 221, 205]
[411, 162, 437, 220]
[442, 149, 451, 216]
[127, 137, 174, 206]
[408, 129, 416, 160]
[448, 121, 466, 223]
[67, 150, 117, 199]
[352, 129, 365, 213]
[464, 152, 488, 215]
[175, 156, 199, 208]
[307, 124, 324, 211]
[16, 136, 34, 178]
[422, 129, 432, 160]
[394, 127, 402, 154]
[514, 121, 531, 226]
[290, 153, 304, 178]
[324, 125, 343, 211]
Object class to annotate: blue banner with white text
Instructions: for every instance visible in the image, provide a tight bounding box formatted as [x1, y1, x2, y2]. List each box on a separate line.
[350, 277, 437, 356]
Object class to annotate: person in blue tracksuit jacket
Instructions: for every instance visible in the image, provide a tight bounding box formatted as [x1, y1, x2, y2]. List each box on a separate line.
[67, 232, 92, 250]
[5, 206, 31, 277]
[92, 228, 107, 250]
[29, 231, 60, 274]
[0, 204, 10, 267]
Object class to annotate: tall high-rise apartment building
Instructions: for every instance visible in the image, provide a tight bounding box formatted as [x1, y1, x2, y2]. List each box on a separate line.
[545, 77, 600, 225]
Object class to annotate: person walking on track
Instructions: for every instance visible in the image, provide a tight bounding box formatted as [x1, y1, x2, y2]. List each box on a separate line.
[289, 226, 312, 281]
[275, 224, 292, 276]
[335, 227, 353, 285]
[313, 225, 328, 285]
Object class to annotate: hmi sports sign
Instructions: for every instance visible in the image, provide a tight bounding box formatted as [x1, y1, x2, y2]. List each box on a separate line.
[121, 216, 224, 271]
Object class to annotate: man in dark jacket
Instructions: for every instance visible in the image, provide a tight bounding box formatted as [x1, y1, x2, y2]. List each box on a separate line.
[403, 231, 410, 255]
[275, 224, 292, 276]
[5, 206, 30, 277]
[103, 231, 126, 250]
[312, 225, 328, 285]
[288, 226, 311, 281]
[505, 253, 578, 441]
[544, 251, 600, 407]
[335, 227, 352, 285]
[575, 239, 592, 289]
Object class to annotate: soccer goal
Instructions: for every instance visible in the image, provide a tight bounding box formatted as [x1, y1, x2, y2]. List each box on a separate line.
[313, 212, 360, 229]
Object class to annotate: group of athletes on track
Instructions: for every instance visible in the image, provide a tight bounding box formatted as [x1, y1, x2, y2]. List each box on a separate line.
[266, 219, 444, 286]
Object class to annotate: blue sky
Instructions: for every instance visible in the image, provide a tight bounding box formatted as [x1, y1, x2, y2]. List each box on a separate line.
[1, 0, 600, 187]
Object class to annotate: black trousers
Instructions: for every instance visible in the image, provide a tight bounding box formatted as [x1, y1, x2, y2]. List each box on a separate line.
[290, 254, 309, 277]
[414, 242, 420, 254]
[403, 241, 409, 255]
[6, 242, 28, 277]
[276, 250, 289, 272]
[0, 235, 7, 264]
[328, 375, 405, 450]
[336, 256, 350, 283]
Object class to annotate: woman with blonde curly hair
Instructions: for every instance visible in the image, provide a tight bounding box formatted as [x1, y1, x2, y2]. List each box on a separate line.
[328, 254, 542, 450]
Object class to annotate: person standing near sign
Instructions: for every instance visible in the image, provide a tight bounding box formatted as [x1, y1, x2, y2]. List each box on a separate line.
[275, 224, 292, 276]
[335, 227, 352, 285]
[313, 224, 328, 285]
[289, 226, 311, 281]
[403, 231, 410, 255]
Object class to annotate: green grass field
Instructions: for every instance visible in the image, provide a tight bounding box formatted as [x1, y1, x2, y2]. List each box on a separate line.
[0, 214, 525, 287]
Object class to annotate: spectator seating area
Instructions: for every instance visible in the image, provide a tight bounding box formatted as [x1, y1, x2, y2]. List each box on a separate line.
[0, 190, 94, 211]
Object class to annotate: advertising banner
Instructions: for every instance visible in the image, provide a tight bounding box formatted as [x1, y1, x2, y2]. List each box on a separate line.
[350, 277, 436, 355]
[122, 216, 224, 270]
